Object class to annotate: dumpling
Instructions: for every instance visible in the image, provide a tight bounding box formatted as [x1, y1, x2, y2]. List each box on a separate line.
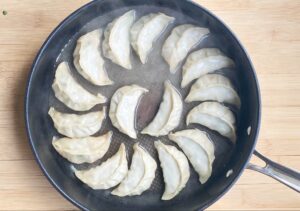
[168, 129, 215, 184]
[142, 81, 182, 137]
[154, 141, 190, 200]
[73, 29, 113, 86]
[103, 10, 136, 69]
[75, 143, 128, 189]
[112, 143, 157, 196]
[131, 13, 175, 64]
[162, 24, 209, 73]
[52, 62, 106, 111]
[48, 106, 106, 138]
[185, 74, 241, 108]
[52, 131, 112, 164]
[109, 85, 148, 139]
[181, 48, 234, 88]
[186, 102, 236, 143]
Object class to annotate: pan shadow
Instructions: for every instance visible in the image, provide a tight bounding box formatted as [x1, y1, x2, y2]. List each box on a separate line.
[12, 62, 36, 161]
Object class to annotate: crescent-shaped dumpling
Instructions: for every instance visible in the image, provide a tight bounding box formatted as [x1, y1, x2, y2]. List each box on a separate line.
[154, 141, 190, 200]
[181, 48, 234, 88]
[75, 143, 128, 190]
[130, 13, 175, 64]
[168, 129, 215, 184]
[109, 85, 148, 139]
[111, 143, 157, 196]
[103, 10, 136, 69]
[52, 62, 106, 111]
[52, 131, 112, 164]
[141, 81, 183, 137]
[185, 74, 241, 108]
[48, 106, 106, 138]
[186, 102, 236, 143]
[162, 24, 209, 73]
[73, 29, 113, 86]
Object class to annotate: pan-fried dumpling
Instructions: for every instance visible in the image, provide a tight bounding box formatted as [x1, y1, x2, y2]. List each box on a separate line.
[52, 62, 106, 111]
[185, 74, 241, 108]
[112, 143, 157, 196]
[48, 107, 106, 138]
[162, 24, 209, 73]
[131, 13, 175, 64]
[186, 102, 236, 143]
[181, 48, 234, 88]
[109, 85, 148, 139]
[142, 81, 182, 137]
[75, 143, 128, 189]
[168, 129, 215, 184]
[155, 141, 190, 200]
[73, 29, 113, 86]
[52, 131, 112, 164]
[103, 10, 136, 69]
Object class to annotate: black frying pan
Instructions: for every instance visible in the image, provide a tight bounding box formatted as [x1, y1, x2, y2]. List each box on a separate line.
[25, 0, 300, 210]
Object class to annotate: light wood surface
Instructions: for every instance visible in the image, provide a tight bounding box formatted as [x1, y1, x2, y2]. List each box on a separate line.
[0, 0, 299, 210]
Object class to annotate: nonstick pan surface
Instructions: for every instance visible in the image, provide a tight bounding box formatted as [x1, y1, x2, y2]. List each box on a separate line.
[25, 0, 261, 210]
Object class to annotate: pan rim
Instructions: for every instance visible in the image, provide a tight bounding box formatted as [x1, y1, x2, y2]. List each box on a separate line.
[24, 0, 262, 210]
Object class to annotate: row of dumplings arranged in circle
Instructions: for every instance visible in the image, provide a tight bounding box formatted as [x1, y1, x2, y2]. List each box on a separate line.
[48, 10, 240, 200]
[72, 10, 227, 88]
[51, 128, 215, 200]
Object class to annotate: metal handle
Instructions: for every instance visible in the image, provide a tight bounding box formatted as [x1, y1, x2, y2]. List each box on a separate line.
[247, 150, 300, 192]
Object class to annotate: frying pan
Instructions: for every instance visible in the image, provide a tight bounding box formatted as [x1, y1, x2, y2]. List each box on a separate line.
[25, 0, 300, 210]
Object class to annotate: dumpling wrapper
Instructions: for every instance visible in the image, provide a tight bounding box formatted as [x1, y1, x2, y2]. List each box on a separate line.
[103, 10, 136, 69]
[142, 81, 182, 137]
[109, 85, 148, 139]
[186, 102, 236, 143]
[52, 62, 106, 111]
[112, 143, 157, 196]
[162, 24, 210, 73]
[75, 143, 128, 189]
[155, 141, 190, 200]
[52, 131, 112, 164]
[73, 29, 113, 86]
[185, 74, 241, 108]
[169, 129, 215, 184]
[181, 48, 234, 88]
[48, 107, 106, 138]
[131, 13, 175, 64]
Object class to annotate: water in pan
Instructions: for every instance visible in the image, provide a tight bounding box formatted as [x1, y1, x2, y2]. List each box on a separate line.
[49, 5, 237, 203]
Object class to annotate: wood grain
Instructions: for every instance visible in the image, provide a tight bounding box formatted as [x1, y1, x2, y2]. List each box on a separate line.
[0, 0, 299, 210]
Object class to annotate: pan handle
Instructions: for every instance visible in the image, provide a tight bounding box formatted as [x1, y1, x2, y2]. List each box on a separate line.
[247, 150, 300, 192]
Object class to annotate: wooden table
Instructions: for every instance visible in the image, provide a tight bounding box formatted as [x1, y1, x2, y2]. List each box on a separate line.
[0, 0, 299, 210]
